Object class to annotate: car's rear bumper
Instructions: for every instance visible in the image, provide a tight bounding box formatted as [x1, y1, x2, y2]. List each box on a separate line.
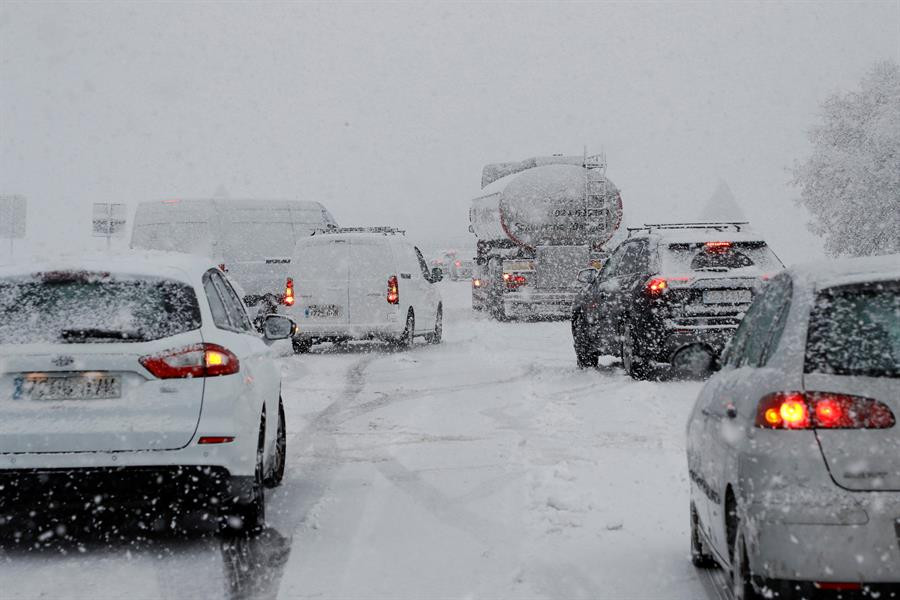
[0, 465, 255, 513]
[293, 322, 404, 342]
[748, 492, 900, 583]
[635, 319, 737, 363]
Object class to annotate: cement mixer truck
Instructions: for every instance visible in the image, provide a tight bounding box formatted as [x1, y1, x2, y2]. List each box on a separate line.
[469, 154, 623, 320]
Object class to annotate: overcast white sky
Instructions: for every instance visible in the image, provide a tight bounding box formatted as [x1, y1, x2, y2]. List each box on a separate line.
[2, 1, 899, 262]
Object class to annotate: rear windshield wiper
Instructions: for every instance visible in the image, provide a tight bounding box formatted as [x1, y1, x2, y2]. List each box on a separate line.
[61, 328, 145, 342]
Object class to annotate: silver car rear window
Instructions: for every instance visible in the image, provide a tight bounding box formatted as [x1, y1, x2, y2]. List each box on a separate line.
[661, 241, 781, 273]
[805, 281, 900, 378]
[0, 272, 201, 345]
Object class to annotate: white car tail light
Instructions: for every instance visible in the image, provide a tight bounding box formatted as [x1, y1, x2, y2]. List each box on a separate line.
[139, 343, 240, 379]
[755, 392, 895, 430]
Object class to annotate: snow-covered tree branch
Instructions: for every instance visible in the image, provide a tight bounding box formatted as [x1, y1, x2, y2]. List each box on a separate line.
[793, 60, 900, 257]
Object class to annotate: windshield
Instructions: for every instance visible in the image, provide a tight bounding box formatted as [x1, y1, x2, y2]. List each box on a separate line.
[0, 273, 201, 344]
[805, 281, 900, 378]
[662, 241, 782, 273]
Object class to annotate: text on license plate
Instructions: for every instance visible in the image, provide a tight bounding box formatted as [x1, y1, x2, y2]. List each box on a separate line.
[12, 374, 122, 401]
[703, 289, 752, 304]
[306, 304, 341, 318]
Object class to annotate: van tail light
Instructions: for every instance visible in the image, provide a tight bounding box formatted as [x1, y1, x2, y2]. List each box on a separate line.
[282, 277, 295, 306]
[140, 343, 240, 379]
[756, 392, 895, 430]
[645, 276, 690, 298]
[387, 275, 399, 304]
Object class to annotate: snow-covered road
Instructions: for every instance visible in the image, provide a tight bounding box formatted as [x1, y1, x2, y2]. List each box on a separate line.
[1, 281, 727, 599]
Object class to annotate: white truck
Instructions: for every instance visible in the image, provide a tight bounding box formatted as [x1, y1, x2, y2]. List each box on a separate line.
[130, 198, 337, 326]
[469, 154, 623, 320]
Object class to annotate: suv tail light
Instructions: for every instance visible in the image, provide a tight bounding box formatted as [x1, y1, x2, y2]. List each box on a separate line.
[644, 276, 690, 298]
[387, 275, 399, 304]
[282, 277, 295, 306]
[756, 392, 895, 430]
[140, 343, 240, 379]
[503, 273, 527, 290]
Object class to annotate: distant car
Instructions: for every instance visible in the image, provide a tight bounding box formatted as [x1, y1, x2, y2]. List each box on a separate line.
[471, 264, 488, 311]
[131, 198, 338, 327]
[0, 254, 295, 532]
[570, 222, 784, 377]
[284, 227, 443, 353]
[449, 258, 474, 281]
[685, 254, 900, 599]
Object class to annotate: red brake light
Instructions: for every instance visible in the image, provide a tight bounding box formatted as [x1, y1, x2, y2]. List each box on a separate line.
[218, 263, 227, 272]
[505, 274, 527, 289]
[756, 392, 895, 430]
[282, 277, 295, 306]
[387, 275, 399, 304]
[645, 277, 690, 298]
[197, 436, 235, 444]
[455, 260, 461, 267]
[705, 241, 732, 252]
[472, 278, 482, 288]
[140, 343, 240, 379]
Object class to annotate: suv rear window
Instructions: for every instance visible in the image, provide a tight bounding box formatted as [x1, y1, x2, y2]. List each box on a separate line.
[805, 281, 900, 378]
[662, 241, 781, 273]
[0, 273, 201, 345]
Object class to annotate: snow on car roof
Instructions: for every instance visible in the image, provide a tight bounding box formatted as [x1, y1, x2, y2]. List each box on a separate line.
[0, 251, 217, 284]
[790, 253, 900, 289]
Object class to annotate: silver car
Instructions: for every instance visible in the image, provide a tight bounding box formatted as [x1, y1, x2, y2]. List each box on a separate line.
[685, 254, 900, 599]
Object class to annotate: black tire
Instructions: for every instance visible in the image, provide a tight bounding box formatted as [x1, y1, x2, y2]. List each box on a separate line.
[732, 527, 765, 600]
[264, 400, 286, 488]
[690, 503, 716, 568]
[427, 307, 443, 344]
[229, 416, 266, 532]
[621, 323, 651, 380]
[292, 338, 312, 354]
[572, 313, 599, 368]
[395, 311, 415, 349]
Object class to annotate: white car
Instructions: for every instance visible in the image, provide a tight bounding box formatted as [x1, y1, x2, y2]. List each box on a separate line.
[0, 253, 294, 531]
[684, 254, 900, 599]
[284, 227, 443, 352]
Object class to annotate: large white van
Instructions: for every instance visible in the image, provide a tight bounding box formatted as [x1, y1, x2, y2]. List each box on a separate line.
[131, 199, 337, 318]
[284, 228, 443, 352]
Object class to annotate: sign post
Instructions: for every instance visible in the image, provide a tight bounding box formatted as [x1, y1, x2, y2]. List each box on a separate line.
[0, 195, 27, 258]
[92, 203, 127, 250]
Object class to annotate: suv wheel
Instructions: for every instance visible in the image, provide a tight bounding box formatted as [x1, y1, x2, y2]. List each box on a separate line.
[264, 399, 286, 488]
[621, 323, 650, 380]
[732, 526, 765, 600]
[427, 307, 443, 344]
[228, 416, 266, 532]
[572, 313, 598, 368]
[396, 311, 415, 349]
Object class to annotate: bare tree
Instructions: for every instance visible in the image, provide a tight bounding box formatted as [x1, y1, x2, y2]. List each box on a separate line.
[793, 61, 900, 257]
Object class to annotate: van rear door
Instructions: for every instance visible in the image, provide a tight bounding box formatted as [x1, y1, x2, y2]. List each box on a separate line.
[217, 206, 296, 298]
[293, 238, 351, 325]
[349, 238, 396, 327]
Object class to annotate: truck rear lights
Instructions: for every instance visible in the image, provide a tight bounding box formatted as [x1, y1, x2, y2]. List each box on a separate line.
[756, 392, 895, 430]
[281, 277, 295, 306]
[387, 275, 399, 304]
[197, 436, 235, 444]
[140, 343, 240, 379]
[472, 278, 482, 288]
[645, 276, 690, 297]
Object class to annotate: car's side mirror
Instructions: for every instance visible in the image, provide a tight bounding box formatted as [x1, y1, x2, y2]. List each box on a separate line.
[576, 268, 598, 285]
[262, 314, 296, 341]
[431, 267, 443, 283]
[671, 342, 721, 379]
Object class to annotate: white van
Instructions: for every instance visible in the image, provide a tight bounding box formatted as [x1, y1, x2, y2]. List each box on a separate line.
[131, 199, 337, 318]
[284, 228, 443, 352]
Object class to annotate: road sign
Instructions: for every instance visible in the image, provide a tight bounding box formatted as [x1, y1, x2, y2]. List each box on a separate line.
[1, 195, 27, 240]
[92, 203, 127, 238]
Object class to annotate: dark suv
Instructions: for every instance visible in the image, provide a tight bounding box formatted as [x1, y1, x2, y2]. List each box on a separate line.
[571, 222, 784, 378]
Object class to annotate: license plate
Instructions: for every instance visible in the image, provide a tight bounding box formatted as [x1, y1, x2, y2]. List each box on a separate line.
[13, 373, 122, 401]
[306, 304, 341, 318]
[703, 289, 751, 304]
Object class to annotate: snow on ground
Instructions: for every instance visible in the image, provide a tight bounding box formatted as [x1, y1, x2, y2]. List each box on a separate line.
[0, 281, 719, 599]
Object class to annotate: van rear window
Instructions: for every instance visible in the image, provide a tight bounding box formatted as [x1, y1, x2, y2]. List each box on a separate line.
[0, 273, 201, 345]
[805, 282, 900, 378]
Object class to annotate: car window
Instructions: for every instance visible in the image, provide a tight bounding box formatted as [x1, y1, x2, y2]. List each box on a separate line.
[661, 241, 783, 274]
[598, 243, 628, 280]
[758, 273, 793, 365]
[724, 295, 765, 368]
[213, 272, 254, 332]
[620, 240, 649, 275]
[805, 280, 900, 378]
[741, 273, 792, 367]
[203, 270, 232, 330]
[414, 247, 432, 281]
[0, 272, 201, 344]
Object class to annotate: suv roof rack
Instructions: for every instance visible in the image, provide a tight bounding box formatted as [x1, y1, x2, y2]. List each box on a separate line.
[626, 221, 749, 237]
[315, 226, 406, 236]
